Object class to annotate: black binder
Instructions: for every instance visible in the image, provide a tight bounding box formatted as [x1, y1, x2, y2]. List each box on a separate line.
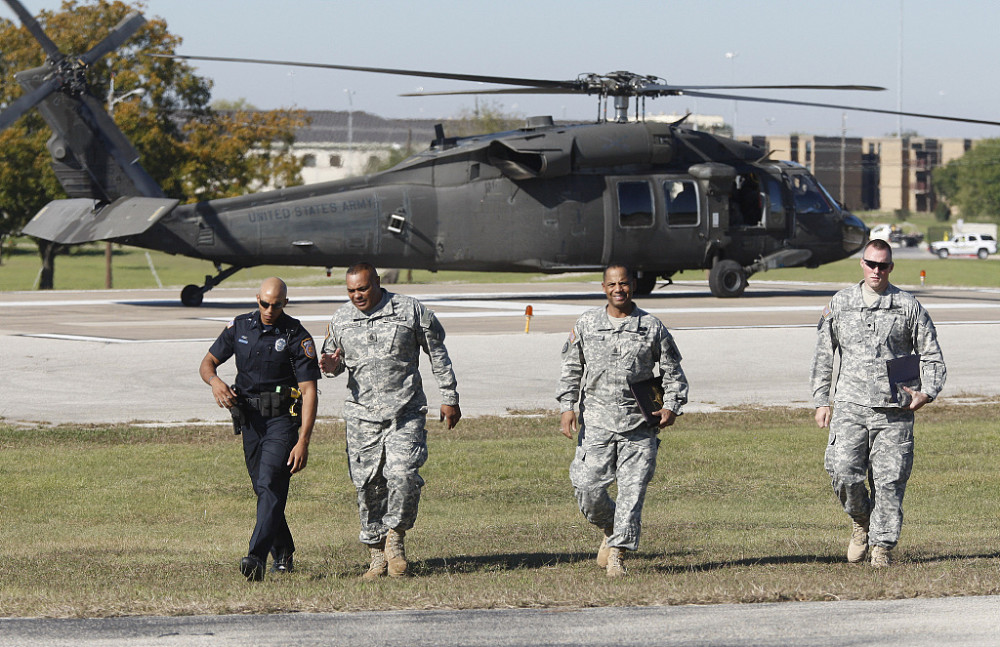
[630, 377, 665, 426]
[886, 354, 921, 403]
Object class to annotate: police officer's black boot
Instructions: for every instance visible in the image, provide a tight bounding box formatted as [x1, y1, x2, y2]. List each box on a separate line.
[270, 550, 294, 574]
[240, 555, 265, 581]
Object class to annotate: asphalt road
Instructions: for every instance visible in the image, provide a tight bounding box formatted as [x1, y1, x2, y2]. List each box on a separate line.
[1, 596, 999, 647]
[2, 278, 999, 425]
[2, 277, 999, 645]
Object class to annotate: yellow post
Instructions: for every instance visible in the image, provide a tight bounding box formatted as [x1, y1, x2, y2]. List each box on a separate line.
[524, 305, 533, 333]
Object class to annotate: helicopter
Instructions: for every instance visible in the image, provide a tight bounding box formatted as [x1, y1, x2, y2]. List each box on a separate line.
[6, 1, 1000, 305]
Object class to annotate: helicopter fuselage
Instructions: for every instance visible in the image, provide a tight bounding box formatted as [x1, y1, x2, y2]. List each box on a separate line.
[126, 120, 866, 299]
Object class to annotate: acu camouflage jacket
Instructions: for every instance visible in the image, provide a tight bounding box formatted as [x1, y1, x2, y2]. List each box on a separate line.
[811, 281, 946, 409]
[557, 305, 688, 433]
[323, 290, 459, 422]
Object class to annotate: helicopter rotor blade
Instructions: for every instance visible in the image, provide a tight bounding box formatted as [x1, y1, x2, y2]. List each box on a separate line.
[679, 89, 1000, 127]
[3, 0, 63, 60]
[401, 84, 886, 98]
[148, 54, 580, 90]
[642, 83, 885, 93]
[400, 87, 581, 97]
[0, 76, 61, 130]
[78, 11, 147, 66]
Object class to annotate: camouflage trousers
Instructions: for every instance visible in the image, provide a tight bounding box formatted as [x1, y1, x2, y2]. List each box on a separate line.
[824, 401, 915, 549]
[344, 410, 428, 545]
[570, 424, 659, 551]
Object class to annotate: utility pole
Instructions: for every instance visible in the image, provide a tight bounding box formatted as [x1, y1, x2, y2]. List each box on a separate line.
[105, 70, 145, 289]
[840, 113, 847, 204]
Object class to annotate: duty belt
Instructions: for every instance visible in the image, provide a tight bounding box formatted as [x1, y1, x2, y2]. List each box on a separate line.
[244, 386, 302, 418]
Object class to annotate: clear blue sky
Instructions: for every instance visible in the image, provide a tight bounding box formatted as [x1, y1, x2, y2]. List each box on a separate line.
[4, 0, 1000, 139]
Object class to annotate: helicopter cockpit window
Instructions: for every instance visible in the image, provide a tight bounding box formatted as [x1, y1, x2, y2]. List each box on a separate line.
[663, 180, 699, 226]
[789, 173, 833, 214]
[766, 177, 786, 219]
[617, 181, 654, 228]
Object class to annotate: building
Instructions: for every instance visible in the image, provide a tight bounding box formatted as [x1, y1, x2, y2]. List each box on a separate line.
[860, 137, 972, 214]
[289, 110, 453, 184]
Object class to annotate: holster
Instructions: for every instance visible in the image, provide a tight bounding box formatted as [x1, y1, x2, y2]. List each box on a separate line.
[230, 385, 247, 435]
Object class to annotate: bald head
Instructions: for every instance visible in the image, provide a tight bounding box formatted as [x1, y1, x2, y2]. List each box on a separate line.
[257, 277, 288, 325]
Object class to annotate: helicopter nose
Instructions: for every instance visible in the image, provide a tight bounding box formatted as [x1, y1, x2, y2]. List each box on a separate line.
[841, 214, 869, 255]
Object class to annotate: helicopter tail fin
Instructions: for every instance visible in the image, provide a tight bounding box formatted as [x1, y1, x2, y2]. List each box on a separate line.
[21, 197, 178, 245]
[16, 67, 165, 203]
[0, 2, 162, 202]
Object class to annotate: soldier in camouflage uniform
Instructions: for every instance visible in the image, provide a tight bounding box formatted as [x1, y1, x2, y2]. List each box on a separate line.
[321, 262, 461, 578]
[811, 239, 945, 568]
[556, 265, 688, 577]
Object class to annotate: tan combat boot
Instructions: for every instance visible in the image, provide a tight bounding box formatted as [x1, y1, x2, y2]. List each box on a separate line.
[606, 547, 625, 578]
[847, 518, 870, 563]
[870, 545, 892, 568]
[596, 528, 613, 568]
[361, 541, 387, 580]
[385, 528, 408, 577]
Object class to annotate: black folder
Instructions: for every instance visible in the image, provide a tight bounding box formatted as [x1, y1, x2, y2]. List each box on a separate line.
[630, 377, 665, 426]
[886, 354, 921, 403]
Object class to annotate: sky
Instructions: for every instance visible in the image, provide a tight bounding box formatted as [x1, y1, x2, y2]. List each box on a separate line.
[4, 0, 1000, 140]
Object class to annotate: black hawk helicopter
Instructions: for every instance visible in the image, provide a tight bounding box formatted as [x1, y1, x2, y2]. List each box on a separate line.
[5, 1, 1000, 305]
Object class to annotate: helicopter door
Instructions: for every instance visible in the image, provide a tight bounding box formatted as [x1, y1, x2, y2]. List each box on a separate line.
[659, 179, 704, 266]
[729, 170, 791, 239]
[604, 177, 704, 268]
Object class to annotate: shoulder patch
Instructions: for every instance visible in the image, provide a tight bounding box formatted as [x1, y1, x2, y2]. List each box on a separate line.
[226, 318, 235, 329]
[301, 337, 316, 359]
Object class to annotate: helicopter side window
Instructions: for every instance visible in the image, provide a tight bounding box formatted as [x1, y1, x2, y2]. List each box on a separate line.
[663, 180, 698, 226]
[790, 174, 833, 214]
[617, 181, 654, 228]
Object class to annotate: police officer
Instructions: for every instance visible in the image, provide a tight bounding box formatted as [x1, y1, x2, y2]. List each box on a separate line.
[199, 277, 320, 581]
[812, 239, 946, 568]
[557, 265, 688, 577]
[320, 262, 460, 579]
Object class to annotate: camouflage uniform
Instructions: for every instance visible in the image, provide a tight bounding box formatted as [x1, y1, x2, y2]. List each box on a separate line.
[811, 281, 946, 549]
[323, 290, 459, 544]
[556, 306, 688, 551]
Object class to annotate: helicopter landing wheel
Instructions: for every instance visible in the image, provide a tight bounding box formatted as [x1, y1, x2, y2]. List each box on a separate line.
[181, 284, 204, 307]
[634, 272, 657, 295]
[708, 260, 747, 298]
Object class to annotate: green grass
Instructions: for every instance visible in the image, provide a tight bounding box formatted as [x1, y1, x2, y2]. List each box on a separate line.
[2, 238, 999, 293]
[0, 240, 594, 292]
[0, 405, 997, 617]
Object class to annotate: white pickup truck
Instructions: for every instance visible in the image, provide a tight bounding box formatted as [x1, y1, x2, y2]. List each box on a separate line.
[929, 233, 997, 259]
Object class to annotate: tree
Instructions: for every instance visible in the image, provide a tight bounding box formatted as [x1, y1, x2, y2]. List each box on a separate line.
[451, 100, 524, 137]
[932, 139, 1000, 222]
[363, 101, 524, 175]
[0, 1, 305, 288]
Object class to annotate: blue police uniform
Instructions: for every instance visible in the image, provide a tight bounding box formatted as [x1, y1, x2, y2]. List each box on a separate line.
[209, 310, 320, 565]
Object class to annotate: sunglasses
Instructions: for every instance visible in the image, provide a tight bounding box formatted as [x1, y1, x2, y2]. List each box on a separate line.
[258, 298, 284, 310]
[862, 259, 892, 271]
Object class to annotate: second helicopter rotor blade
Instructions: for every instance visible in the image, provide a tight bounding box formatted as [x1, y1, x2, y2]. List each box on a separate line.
[680, 89, 1000, 127]
[147, 53, 580, 90]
